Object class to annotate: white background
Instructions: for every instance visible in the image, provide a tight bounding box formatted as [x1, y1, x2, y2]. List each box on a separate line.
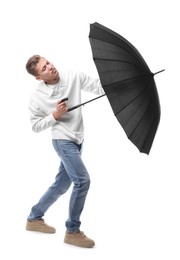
[0, 0, 179, 259]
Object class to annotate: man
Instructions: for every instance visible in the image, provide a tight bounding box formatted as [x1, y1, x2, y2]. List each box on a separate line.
[25, 55, 104, 248]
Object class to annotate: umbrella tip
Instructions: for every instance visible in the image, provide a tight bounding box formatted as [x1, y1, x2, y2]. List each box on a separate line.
[153, 69, 165, 76]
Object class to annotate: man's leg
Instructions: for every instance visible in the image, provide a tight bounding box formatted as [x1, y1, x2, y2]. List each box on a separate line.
[52, 139, 95, 248]
[26, 161, 71, 233]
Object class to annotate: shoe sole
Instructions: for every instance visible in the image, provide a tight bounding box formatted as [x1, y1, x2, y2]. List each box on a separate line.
[64, 239, 95, 248]
[26, 227, 56, 234]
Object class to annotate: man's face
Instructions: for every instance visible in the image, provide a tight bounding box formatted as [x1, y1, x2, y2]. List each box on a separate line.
[35, 57, 59, 84]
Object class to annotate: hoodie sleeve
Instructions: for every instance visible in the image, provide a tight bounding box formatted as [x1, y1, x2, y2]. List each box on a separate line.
[79, 71, 105, 95]
[28, 98, 56, 133]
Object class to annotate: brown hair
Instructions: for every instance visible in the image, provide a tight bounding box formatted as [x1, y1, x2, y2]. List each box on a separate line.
[26, 55, 41, 76]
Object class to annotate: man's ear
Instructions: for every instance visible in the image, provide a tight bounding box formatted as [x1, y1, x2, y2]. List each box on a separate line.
[36, 76, 41, 81]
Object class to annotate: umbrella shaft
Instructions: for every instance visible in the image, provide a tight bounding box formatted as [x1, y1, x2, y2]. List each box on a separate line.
[68, 94, 106, 112]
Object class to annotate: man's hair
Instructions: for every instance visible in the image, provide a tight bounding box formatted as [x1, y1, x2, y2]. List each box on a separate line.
[26, 55, 41, 76]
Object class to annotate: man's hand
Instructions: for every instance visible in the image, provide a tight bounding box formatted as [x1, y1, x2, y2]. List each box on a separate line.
[53, 99, 68, 120]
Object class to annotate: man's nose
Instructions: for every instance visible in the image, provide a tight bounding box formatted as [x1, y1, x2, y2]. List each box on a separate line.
[47, 64, 53, 70]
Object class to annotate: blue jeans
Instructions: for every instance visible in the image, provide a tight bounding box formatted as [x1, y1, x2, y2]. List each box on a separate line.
[27, 140, 91, 232]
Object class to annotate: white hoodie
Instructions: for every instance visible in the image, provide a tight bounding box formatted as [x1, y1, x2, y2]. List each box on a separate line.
[29, 70, 104, 144]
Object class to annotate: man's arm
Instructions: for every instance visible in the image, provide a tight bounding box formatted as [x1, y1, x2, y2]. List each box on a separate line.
[79, 72, 105, 95]
[29, 99, 67, 133]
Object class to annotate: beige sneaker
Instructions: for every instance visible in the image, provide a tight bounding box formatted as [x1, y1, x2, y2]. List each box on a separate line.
[64, 231, 95, 248]
[26, 219, 56, 234]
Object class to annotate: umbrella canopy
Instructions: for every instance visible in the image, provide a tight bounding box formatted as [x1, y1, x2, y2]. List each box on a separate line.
[88, 22, 163, 154]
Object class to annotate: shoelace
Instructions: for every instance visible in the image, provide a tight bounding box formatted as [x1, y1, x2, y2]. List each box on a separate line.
[74, 231, 86, 237]
[34, 219, 45, 224]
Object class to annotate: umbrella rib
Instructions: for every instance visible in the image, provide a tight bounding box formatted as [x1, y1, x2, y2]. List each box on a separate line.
[89, 35, 149, 70]
[130, 99, 160, 153]
[93, 57, 146, 71]
[139, 114, 159, 153]
[117, 80, 159, 152]
[114, 85, 147, 118]
[103, 73, 153, 89]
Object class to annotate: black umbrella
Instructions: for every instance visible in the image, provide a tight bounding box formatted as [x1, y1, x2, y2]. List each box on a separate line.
[69, 22, 164, 154]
